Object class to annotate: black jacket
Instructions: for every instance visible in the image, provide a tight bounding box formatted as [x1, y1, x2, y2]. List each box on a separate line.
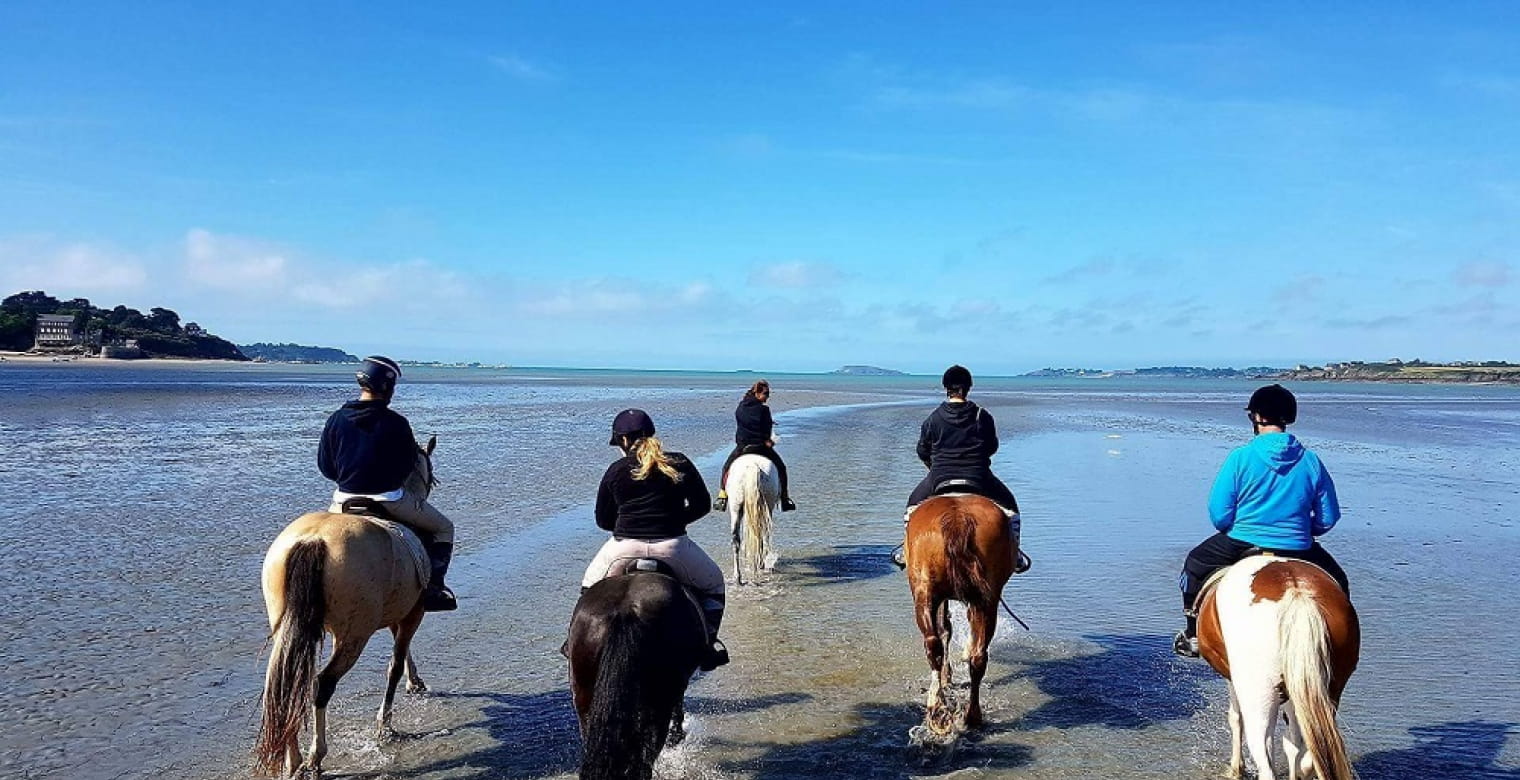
[318, 400, 418, 494]
[917, 400, 999, 474]
[595, 452, 711, 540]
[735, 395, 774, 445]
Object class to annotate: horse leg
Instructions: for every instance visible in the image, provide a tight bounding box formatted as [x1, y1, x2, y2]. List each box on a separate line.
[301, 636, 367, 777]
[404, 649, 427, 693]
[1282, 702, 1308, 780]
[731, 509, 744, 586]
[938, 601, 953, 690]
[1233, 678, 1280, 780]
[963, 603, 996, 730]
[914, 594, 947, 723]
[668, 700, 687, 747]
[1226, 687, 1244, 779]
[378, 607, 425, 739]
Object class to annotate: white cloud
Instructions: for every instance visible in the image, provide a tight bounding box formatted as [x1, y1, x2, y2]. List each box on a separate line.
[0, 235, 147, 297]
[184, 228, 288, 290]
[488, 54, 556, 83]
[1453, 260, 1512, 288]
[749, 261, 844, 289]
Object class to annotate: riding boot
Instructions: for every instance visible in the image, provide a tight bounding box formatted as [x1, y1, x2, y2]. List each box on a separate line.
[699, 599, 729, 671]
[1008, 513, 1031, 574]
[1173, 610, 1200, 658]
[421, 542, 458, 612]
[891, 512, 911, 570]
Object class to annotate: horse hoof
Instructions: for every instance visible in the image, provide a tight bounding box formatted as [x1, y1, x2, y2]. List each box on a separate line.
[962, 712, 984, 731]
[406, 681, 428, 694]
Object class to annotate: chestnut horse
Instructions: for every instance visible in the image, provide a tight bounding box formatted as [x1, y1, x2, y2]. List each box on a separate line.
[1197, 555, 1359, 780]
[254, 437, 439, 777]
[566, 572, 706, 780]
[905, 494, 1016, 734]
[725, 453, 779, 585]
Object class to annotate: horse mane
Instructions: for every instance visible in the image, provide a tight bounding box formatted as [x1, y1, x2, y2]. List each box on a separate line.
[938, 503, 993, 607]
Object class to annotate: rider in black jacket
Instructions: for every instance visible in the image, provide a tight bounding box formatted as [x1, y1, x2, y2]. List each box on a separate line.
[713, 380, 796, 512]
[893, 366, 1030, 573]
[319, 356, 458, 611]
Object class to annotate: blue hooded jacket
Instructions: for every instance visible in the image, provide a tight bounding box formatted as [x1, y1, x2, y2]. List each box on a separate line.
[1208, 432, 1340, 550]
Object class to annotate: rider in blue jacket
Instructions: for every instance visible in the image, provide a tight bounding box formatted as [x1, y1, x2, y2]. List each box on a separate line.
[1174, 384, 1349, 657]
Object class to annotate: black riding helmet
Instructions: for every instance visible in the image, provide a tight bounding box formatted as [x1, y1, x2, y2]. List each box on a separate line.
[1246, 384, 1297, 426]
[357, 355, 401, 398]
[942, 365, 973, 395]
[609, 408, 656, 446]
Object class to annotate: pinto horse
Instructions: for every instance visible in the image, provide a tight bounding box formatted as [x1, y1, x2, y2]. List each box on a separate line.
[725, 453, 779, 585]
[905, 494, 1016, 734]
[254, 437, 439, 778]
[567, 571, 707, 780]
[1197, 555, 1359, 780]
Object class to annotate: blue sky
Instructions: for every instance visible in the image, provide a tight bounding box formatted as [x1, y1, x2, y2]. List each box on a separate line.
[2, 2, 1518, 372]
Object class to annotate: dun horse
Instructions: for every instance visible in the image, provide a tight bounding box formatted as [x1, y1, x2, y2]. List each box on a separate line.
[725, 453, 779, 585]
[567, 571, 706, 780]
[905, 494, 1016, 734]
[1197, 555, 1359, 780]
[254, 437, 440, 777]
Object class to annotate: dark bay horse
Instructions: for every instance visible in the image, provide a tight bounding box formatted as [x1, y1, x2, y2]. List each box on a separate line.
[905, 494, 1016, 734]
[567, 572, 706, 780]
[1197, 555, 1359, 780]
[255, 437, 438, 777]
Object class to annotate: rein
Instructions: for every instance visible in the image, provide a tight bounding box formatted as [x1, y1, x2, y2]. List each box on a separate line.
[998, 595, 1030, 631]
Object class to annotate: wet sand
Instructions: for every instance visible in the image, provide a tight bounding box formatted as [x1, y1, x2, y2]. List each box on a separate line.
[2, 365, 1517, 778]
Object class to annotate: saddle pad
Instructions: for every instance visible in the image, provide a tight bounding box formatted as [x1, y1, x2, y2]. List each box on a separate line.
[363, 517, 431, 589]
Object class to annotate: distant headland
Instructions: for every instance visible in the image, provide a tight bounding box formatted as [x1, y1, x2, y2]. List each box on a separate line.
[831, 365, 907, 376]
[239, 343, 359, 364]
[2, 290, 246, 360]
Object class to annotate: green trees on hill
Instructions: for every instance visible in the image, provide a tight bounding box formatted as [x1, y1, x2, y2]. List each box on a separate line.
[0, 290, 248, 360]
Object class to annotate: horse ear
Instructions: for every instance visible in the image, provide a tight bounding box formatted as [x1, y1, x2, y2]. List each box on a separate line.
[425, 435, 437, 456]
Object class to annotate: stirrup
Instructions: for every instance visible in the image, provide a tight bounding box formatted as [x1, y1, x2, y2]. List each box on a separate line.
[1013, 550, 1032, 574]
[713, 496, 728, 512]
[890, 544, 906, 570]
[422, 585, 458, 612]
[700, 638, 730, 671]
[1172, 630, 1199, 658]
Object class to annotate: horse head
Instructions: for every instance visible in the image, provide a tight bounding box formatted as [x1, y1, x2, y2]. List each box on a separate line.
[409, 434, 439, 498]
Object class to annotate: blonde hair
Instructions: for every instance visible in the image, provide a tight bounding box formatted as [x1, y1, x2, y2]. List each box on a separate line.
[630, 435, 682, 482]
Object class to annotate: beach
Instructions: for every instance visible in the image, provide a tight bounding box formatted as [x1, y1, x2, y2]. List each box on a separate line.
[1, 362, 1517, 779]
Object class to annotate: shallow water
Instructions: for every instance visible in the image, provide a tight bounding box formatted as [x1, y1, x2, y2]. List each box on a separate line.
[1, 364, 1516, 779]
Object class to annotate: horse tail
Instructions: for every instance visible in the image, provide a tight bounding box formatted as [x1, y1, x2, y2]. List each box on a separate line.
[1279, 589, 1354, 780]
[580, 614, 678, 780]
[739, 462, 773, 574]
[255, 538, 327, 775]
[939, 505, 991, 606]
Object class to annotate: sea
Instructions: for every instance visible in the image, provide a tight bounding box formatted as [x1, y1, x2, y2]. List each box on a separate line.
[1, 362, 1516, 779]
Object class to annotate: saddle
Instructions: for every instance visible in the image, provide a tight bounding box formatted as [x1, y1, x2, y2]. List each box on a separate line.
[930, 478, 1017, 518]
[340, 496, 395, 521]
[1197, 550, 1344, 608]
[601, 558, 714, 636]
[331, 498, 431, 589]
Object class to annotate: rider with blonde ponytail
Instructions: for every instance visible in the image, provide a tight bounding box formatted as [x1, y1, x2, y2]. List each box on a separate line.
[581, 409, 730, 670]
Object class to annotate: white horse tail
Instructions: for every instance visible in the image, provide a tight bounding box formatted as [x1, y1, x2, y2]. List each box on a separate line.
[739, 464, 773, 575]
[1279, 590, 1354, 780]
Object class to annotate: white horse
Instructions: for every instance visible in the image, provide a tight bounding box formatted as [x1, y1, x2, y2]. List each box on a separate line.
[1197, 555, 1360, 780]
[724, 453, 779, 585]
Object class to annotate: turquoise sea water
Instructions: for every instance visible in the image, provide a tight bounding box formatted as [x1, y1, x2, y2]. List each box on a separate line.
[1, 363, 1516, 779]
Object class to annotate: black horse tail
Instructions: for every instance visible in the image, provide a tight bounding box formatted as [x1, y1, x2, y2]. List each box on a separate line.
[580, 613, 679, 780]
[255, 538, 326, 775]
[940, 504, 992, 607]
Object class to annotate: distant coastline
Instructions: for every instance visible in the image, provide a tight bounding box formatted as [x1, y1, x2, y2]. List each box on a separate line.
[1027, 360, 1520, 384]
